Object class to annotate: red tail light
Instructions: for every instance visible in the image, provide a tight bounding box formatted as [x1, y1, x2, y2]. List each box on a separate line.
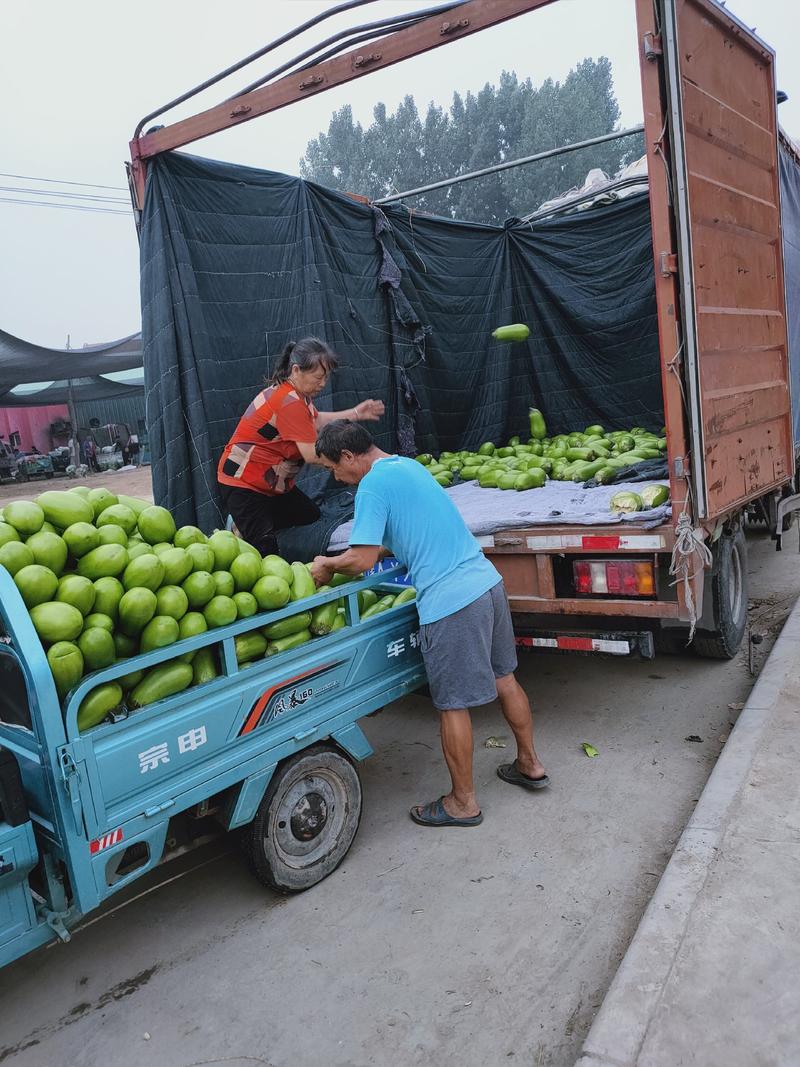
[574, 561, 593, 594]
[573, 560, 655, 597]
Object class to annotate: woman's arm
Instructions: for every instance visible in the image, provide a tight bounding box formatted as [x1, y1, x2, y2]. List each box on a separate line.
[315, 398, 385, 428]
[296, 440, 322, 464]
[296, 406, 382, 461]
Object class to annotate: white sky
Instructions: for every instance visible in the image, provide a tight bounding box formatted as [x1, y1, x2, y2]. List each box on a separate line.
[1, 0, 798, 348]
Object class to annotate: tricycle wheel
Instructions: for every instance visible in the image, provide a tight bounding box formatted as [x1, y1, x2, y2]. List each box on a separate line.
[245, 743, 362, 893]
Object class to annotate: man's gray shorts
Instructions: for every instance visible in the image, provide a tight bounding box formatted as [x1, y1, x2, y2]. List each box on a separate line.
[420, 580, 518, 710]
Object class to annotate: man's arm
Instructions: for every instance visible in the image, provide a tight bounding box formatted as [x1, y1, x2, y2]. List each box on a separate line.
[310, 545, 387, 585]
[311, 482, 392, 584]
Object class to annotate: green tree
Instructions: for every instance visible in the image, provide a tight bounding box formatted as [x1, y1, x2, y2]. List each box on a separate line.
[300, 104, 367, 193]
[299, 59, 643, 224]
[363, 96, 426, 200]
[502, 58, 637, 214]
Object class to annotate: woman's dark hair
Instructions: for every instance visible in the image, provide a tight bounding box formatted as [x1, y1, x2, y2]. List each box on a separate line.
[316, 420, 374, 461]
[269, 336, 339, 384]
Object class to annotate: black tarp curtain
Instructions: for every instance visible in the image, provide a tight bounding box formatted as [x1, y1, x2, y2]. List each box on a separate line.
[141, 152, 663, 531]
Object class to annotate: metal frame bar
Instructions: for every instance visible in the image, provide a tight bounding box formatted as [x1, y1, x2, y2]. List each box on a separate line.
[506, 597, 683, 618]
[634, 0, 695, 620]
[132, 0, 381, 140]
[659, 0, 707, 517]
[128, 0, 557, 210]
[372, 125, 644, 205]
[521, 174, 649, 223]
[227, 1, 465, 102]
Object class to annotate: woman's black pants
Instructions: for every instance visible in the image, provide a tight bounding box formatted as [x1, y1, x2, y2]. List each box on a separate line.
[219, 484, 320, 557]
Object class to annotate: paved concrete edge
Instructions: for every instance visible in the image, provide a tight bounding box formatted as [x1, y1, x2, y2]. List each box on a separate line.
[575, 600, 800, 1067]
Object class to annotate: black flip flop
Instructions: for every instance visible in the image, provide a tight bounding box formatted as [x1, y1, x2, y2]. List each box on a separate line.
[410, 796, 483, 827]
[497, 762, 550, 791]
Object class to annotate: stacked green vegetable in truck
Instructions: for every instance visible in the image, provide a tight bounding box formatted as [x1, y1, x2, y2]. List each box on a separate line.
[414, 419, 669, 498]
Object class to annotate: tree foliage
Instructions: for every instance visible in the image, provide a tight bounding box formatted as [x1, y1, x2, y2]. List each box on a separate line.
[299, 60, 643, 225]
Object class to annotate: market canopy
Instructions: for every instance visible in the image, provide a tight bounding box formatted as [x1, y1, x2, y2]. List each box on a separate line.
[0, 330, 143, 407]
[0, 329, 143, 386]
[0, 372, 144, 408]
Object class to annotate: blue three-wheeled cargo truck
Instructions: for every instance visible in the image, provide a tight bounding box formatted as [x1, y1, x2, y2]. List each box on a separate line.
[0, 564, 424, 970]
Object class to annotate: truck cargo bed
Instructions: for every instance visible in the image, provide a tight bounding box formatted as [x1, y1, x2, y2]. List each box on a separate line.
[327, 479, 671, 551]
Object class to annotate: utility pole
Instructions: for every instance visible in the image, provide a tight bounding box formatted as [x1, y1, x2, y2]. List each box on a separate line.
[65, 334, 81, 469]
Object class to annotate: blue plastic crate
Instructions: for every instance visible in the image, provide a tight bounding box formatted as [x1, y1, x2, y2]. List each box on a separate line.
[364, 558, 412, 586]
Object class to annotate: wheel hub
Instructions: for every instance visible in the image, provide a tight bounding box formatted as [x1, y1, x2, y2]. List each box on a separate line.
[271, 772, 345, 863]
[289, 791, 329, 841]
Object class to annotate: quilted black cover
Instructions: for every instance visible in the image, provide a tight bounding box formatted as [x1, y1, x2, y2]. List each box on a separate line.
[140, 151, 662, 531]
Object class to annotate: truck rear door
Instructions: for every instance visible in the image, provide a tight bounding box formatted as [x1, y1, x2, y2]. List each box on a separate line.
[643, 0, 793, 519]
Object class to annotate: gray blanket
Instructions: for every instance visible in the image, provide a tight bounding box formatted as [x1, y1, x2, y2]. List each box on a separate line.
[327, 479, 670, 551]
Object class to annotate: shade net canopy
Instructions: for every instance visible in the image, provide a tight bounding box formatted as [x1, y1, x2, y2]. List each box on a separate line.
[0, 329, 143, 408]
[0, 330, 142, 388]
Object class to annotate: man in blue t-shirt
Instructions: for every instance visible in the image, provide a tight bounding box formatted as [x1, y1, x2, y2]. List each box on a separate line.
[310, 421, 548, 828]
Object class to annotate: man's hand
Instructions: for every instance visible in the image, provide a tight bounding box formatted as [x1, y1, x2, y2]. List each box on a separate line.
[310, 556, 335, 586]
[311, 546, 383, 586]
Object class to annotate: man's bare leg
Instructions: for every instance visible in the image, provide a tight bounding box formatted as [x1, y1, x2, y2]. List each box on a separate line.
[495, 673, 546, 779]
[437, 708, 481, 818]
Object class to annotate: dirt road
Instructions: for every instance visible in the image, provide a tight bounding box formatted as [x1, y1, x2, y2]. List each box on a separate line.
[1, 523, 795, 1066]
[0, 467, 154, 508]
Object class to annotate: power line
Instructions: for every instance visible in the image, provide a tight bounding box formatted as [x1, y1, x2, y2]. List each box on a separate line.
[0, 196, 132, 216]
[0, 184, 130, 204]
[0, 171, 127, 191]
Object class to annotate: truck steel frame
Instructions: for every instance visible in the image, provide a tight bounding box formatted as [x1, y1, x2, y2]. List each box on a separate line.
[127, 0, 795, 653]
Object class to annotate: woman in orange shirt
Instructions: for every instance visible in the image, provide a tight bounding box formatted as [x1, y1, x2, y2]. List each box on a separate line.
[217, 337, 384, 555]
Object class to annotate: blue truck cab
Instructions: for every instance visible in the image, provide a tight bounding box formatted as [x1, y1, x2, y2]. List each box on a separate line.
[0, 564, 424, 969]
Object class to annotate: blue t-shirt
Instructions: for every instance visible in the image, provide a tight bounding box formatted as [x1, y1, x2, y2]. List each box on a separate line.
[349, 456, 500, 624]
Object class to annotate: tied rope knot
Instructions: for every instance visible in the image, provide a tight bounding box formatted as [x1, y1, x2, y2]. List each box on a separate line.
[669, 512, 713, 640]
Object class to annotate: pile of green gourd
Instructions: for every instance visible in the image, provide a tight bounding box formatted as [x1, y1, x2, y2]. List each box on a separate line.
[415, 409, 668, 493]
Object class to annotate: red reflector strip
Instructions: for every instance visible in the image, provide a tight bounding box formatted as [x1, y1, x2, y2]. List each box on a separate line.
[525, 534, 666, 550]
[516, 636, 632, 655]
[581, 536, 620, 550]
[557, 636, 595, 651]
[90, 828, 123, 855]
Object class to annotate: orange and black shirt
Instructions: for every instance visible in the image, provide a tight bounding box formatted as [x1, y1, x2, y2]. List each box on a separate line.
[217, 381, 318, 496]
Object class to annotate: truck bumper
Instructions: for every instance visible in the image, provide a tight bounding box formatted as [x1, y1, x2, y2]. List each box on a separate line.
[515, 629, 656, 659]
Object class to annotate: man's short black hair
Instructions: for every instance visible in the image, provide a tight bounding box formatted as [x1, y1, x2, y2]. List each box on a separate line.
[316, 419, 374, 461]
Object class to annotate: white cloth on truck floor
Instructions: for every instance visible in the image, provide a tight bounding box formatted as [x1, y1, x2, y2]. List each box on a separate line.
[326, 479, 671, 551]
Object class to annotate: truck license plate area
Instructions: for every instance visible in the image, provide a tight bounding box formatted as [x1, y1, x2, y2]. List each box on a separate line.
[515, 631, 655, 659]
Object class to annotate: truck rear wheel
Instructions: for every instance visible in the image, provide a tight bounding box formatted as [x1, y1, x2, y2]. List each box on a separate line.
[244, 744, 362, 894]
[692, 525, 748, 660]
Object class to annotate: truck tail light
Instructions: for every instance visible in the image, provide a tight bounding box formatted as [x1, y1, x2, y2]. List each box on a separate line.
[573, 560, 655, 597]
